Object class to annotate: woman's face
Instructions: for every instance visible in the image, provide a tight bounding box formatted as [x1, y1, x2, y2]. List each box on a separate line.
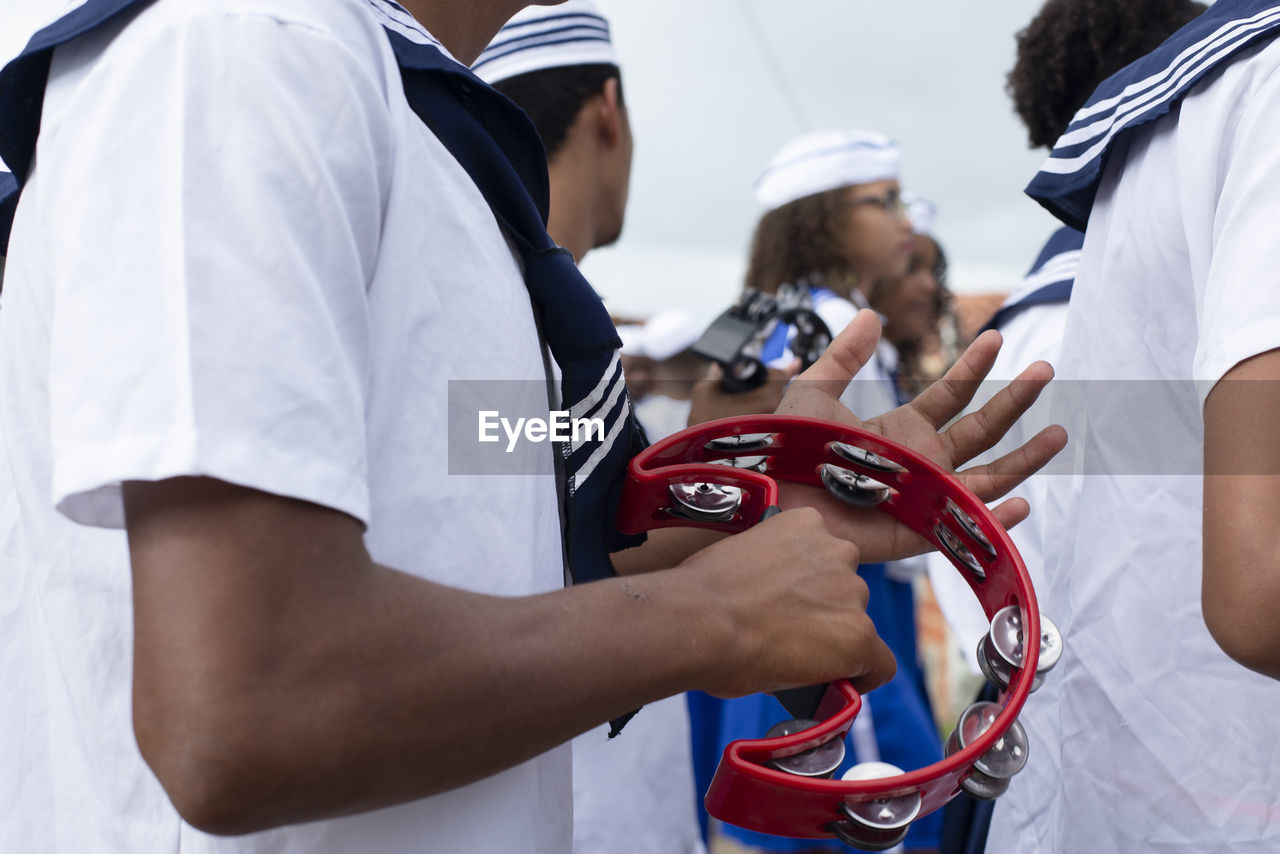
[842, 180, 916, 289]
[877, 235, 942, 349]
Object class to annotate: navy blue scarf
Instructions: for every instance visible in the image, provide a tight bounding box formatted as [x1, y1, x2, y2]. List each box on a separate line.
[1026, 0, 1280, 230]
[0, 0, 646, 584]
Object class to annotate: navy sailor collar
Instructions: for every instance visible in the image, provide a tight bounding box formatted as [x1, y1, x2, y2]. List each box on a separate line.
[1025, 0, 1280, 231]
[979, 226, 1083, 335]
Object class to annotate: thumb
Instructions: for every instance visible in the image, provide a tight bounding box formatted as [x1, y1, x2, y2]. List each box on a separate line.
[797, 308, 881, 387]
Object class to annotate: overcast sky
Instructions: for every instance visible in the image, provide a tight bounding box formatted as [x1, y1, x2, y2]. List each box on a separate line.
[581, 0, 1069, 326]
[5, 0, 1076, 328]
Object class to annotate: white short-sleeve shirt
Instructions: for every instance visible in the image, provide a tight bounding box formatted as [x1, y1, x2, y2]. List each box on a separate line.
[987, 37, 1280, 854]
[0, 1, 568, 851]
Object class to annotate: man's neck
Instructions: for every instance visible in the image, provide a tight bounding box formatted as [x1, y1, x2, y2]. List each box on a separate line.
[396, 0, 526, 65]
[546, 151, 599, 264]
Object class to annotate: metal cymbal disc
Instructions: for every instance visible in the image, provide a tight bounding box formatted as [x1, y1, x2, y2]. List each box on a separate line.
[976, 633, 1013, 689]
[838, 762, 922, 831]
[988, 606, 1028, 669]
[705, 433, 775, 453]
[1034, 614, 1064, 678]
[829, 442, 906, 474]
[709, 455, 769, 473]
[945, 700, 1029, 789]
[764, 718, 846, 778]
[667, 482, 742, 523]
[972, 718, 1029, 780]
[820, 464, 891, 507]
[947, 498, 996, 558]
[828, 819, 911, 851]
[958, 769, 1011, 801]
[934, 522, 986, 579]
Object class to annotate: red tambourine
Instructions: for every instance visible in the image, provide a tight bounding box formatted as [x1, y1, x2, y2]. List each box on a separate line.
[615, 415, 1062, 851]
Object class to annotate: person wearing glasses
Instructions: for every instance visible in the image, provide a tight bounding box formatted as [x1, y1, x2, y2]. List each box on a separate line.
[697, 130, 943, 854]
[747, 130, 917, 422]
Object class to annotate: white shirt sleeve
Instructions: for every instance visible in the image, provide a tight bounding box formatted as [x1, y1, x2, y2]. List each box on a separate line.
[38, 7, 396, 527]
[1195, 55, 1280, 404]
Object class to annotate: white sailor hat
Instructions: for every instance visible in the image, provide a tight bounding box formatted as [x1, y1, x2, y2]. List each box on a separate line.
[754, 130, 901, 212]
[473, 0, 618, 85]
[617, 310, 703, 361]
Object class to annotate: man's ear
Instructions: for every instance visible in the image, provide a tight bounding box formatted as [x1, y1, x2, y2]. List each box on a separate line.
[596, 77, 624, 148]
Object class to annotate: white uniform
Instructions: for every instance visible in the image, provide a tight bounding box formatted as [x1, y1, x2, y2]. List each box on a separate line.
[0, 0, 570, 851]
[926, 238, 1076, 673]
[989, 34, 1280, 854]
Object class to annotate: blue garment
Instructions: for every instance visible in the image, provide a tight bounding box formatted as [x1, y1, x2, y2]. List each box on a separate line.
[700, 563, 943, 851]
[978, 226, 1083, 335]
[759, 286, 841, 365]
[1026, 0, 1280, 229]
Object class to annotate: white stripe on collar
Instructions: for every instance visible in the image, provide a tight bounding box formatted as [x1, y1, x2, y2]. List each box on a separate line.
[364, 0, 452, 55]
[1041, 7, 1280, 176]
[1003, 250, 1080, 306]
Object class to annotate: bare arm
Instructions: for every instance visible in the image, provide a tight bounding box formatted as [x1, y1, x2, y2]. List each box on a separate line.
[124, 478, 893, 834]
[1203, 349, 1280, 679]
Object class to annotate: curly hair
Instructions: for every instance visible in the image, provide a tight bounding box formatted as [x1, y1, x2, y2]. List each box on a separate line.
[743, 188, 859, 297]
[1007, 0, 1206, 149]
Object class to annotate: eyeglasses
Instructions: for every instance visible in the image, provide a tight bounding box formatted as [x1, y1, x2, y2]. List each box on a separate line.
[849, 188, 907, 219]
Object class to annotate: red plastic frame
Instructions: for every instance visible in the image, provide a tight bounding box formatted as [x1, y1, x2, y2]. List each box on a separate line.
[615, 415, 1041, 841]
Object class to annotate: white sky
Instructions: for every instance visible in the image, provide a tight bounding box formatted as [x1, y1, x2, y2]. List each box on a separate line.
[581, 0, 1066, 326]
[4, 0, 1068, 330]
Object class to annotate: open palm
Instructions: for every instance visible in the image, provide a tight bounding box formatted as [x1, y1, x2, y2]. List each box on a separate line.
[774, 309, 1067, 563]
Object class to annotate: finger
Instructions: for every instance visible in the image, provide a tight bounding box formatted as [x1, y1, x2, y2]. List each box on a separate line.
[783, 358, 803, 381]
[844, 627, 898, 695]
[940, 360, 1055, 465]
[704, 362, 724, 381]
[793, 309, 881, 389]
[910, 330, 1003, 429]
[957, 424, 1068, 502]
[989, 497, 1031, 531]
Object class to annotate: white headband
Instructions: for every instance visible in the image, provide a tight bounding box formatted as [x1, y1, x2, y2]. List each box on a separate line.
[754, 130, 901, 212]
[473, 0, 618, 84]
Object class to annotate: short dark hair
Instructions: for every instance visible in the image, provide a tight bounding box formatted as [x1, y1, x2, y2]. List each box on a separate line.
[1007, 0, 1206, 148]
[492, 64, 624, 160]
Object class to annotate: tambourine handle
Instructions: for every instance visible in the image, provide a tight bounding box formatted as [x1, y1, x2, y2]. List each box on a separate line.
[773, 685, 832, 722]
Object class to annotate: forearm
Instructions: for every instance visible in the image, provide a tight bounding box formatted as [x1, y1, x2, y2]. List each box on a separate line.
[126, 481, 734, 834]
[126, 478, 897, 834]
[1203, 351, 1280, 680]
[611, 526, 725, 575]
[1203, 473, 1280, 679]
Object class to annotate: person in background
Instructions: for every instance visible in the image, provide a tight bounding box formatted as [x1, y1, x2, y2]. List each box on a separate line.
[703, 131, 944, 854]
[869, 197, 953, 402]
[476, 8, 706, 852]
[749, 129, 914, 422]
[988, 0, 1280, 851]
[926, 5, 1209, 852]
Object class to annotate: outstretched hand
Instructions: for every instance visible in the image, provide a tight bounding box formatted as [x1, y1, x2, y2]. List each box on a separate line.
[776, 309, 1068, 563]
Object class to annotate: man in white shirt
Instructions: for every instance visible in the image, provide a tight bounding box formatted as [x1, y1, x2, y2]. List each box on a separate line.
[987, 2, 1280, 850]
[0, 1, 1064, 851]
[475, 8, 704, 852]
